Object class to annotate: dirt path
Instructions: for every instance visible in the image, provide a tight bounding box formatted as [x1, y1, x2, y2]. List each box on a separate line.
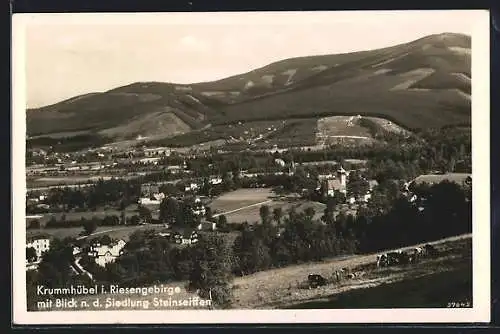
[231, 233, 472, 309]
[76, 225, 152, 240]
[212, 200, 273, 218]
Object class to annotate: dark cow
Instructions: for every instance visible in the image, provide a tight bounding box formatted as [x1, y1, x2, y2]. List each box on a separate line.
[424, 244, 439, 257]
[377, 254, 388, 267]
[409, 247, 424, 263]
[308, 274, 327, 288]
[386, 251, 401, 265]
[378, 251, 413, 267]
[397, 251, 412, 265]
[347, 271, 366, 279]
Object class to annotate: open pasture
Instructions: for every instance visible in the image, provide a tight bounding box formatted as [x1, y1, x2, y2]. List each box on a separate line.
[317, 116, 372, 138]
[230, 234, 472, 309]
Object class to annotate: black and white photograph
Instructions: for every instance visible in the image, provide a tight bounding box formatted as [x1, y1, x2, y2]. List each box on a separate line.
[12, 10, 490, 324]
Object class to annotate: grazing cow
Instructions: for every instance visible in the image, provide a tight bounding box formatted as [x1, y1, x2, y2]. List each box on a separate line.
[414, 247, 424, 256]
[424, 244, 438, 257]
[397, 251, 411, 265]
[355, 270, 366, 278]
[308, 274, 327, 288]
[333, 270, 343, 282]
[377, 254, 388, 267]
[348, 271, 366, 279]
[410, 247, 424, 263]
[386, 252, 401, 265]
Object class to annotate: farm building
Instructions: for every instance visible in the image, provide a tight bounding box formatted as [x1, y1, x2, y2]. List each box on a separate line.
[185, 183, 200, 192]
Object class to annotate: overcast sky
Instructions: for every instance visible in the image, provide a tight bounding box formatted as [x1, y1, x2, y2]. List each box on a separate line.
[19, 10, 479, 108]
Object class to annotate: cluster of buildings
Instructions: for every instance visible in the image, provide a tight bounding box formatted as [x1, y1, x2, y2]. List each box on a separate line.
[26, 236, 51, 267]
[318, 166, 378, 204]
[158, 229, 200, 245]
[87, 239, 127, 267]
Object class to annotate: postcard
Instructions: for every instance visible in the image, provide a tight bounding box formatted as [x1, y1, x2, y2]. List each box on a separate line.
[12, 10, 490, 324]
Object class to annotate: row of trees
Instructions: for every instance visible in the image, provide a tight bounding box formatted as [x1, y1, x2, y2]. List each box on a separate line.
[35, 179, 141, 212]
[232, 179, 472, 276]
[36, 206, 155, 233]
[180, 127, 471, 181]
[26, 177, 471, 310]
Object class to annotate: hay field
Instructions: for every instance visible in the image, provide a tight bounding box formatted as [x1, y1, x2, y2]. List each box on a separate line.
[317, 116, 372, 138]
[223, 200, 326, 224]
[364, 116, 411, 135]
[208, 188, 275, 214]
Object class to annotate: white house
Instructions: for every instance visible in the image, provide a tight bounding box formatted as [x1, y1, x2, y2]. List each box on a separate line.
[73, 246, 82, 256]
[166, 165, 183, 174]
[184, 183, 199, 192]
[88, 240, 126, 267]
[209, 177, 223, 185]
[26, 237, 50, 259]
[274, 158, 286, 167]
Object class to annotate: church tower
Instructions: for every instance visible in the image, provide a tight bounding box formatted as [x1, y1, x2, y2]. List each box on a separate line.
[337, 166, 347, 191]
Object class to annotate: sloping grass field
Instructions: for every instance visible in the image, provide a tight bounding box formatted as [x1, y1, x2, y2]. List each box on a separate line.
[230, 234, 472, 309]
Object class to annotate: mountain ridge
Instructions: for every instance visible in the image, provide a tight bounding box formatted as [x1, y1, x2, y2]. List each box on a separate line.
[27, 32, 471, 143]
